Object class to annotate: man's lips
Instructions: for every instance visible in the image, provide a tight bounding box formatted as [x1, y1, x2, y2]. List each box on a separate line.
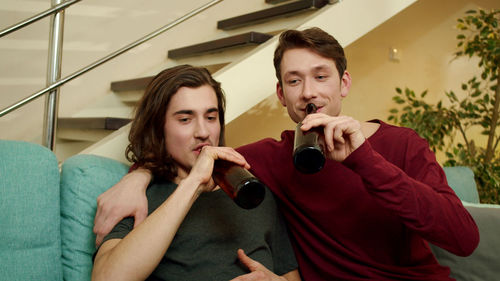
[193, 143, 210, 153]
[302, 105, 323, 113]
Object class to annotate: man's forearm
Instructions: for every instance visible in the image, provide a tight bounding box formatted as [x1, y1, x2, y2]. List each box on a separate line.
[126, 167, 152, 191]
[92, 176, 203, 281]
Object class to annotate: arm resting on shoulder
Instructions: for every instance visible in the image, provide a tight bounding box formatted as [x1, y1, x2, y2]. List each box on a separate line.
[94, 168, 152, 246]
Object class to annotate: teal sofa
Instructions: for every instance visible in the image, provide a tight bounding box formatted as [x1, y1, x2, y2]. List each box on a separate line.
[0, 140, 128, 281]
[0, 140, 499, 280]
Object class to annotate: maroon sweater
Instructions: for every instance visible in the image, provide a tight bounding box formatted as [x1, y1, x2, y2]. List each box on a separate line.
[237, 121, 479, 280]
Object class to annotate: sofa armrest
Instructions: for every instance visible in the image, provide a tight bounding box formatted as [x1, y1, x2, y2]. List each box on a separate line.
[430, 202, 500, 280]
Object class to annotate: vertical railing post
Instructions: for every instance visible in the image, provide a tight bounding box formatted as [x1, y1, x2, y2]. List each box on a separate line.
[43, 0, 65, 150]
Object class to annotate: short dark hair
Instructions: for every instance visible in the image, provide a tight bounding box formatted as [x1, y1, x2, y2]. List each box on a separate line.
[273, 27, 347, 85]
[126, 64, 226, 180]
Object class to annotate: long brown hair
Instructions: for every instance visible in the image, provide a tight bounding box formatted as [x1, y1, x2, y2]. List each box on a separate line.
[273, 27, 347, 86]
[126, 65, 226, 180]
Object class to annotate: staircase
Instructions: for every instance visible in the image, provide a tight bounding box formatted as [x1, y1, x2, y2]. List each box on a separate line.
[57, 0, 416, 163]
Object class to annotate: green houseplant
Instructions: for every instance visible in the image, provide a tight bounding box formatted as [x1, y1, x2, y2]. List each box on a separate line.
[388, 8, 500, 204]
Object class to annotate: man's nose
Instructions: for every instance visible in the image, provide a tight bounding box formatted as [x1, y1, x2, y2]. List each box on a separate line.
[194, 120, 209, 139]
[301, 78, 317, 100]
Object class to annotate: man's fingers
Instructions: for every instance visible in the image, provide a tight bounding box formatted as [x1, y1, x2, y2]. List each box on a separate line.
[300, 113, 327, 131]
[94, 209, 147, 247]
[93, 204, 125, 245]
[133, 208, 148, 228]
[94, 216, 117, 246]
[93, 209, 106, 245]
[232, 249, 277, 281]
[201, 146, 250, 169]
[95, 234, 104, 248]
[323, 124, 334, 152]
[238, 249, 256, 271]
[238, 249, 267, 272]
[94, 221, 111, 247]
[333, 125, 346, 145]
[216, 147, 250, 168]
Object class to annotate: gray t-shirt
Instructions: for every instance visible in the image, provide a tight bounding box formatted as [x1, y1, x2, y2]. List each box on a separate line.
[104, 180, 297, 281]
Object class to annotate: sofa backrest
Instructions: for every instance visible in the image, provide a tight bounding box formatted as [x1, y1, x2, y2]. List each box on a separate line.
[433, 166, 500, 280]
[0, 140, 63, 281]
[442, 166, 480, 203]
[60, 154, 129, 281]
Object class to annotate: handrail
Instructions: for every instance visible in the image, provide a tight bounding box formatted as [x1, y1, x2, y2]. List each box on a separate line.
[43, 0, 65, 149]
[0, 0, 81, 38]
[0, 0, 224, 118]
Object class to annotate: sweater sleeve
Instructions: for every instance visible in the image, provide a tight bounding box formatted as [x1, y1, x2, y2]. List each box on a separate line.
[342, 138, 479, 257]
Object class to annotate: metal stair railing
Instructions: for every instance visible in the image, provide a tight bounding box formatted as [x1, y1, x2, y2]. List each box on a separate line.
[0, 0, 81, 38]
[0, 0, 223, 150]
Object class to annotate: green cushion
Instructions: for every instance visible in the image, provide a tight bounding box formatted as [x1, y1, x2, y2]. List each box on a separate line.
[60, 154, 129, 281]
[0, 140, 62, 281]
[431, 202, 500, 280]
[443, 166, 480, 203]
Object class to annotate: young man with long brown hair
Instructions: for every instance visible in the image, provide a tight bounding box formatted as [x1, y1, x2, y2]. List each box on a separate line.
[91, 65, 300, 281]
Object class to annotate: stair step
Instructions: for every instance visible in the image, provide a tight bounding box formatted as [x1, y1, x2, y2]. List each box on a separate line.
[265, 0, 293, 4]
[111, 63, 230, 93]
[58, 117, 131, 130]
[57, 129, 112, 142]
[217, 0, 329, 30]
[168, 32, 273, 59]
[111, 77, 153, 92]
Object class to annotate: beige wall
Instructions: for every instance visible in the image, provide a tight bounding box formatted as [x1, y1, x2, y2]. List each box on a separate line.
[81, 0, 417, 163]
[0, 0, 274, 143]
[225, 0, 498, 163]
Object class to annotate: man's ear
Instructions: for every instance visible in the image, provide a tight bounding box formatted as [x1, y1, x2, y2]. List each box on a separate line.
[340, 71, 352, 98]
[276, 82, 287, 106]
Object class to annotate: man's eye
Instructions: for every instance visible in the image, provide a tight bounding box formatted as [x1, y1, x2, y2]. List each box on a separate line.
[207, 116, 217, 121]
[317, 75, 327, 80]
[179, 118, 190, 123]
[288, 79, 299, 85]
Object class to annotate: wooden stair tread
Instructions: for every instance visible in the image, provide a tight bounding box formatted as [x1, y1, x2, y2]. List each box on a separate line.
[265, 0, 294, 4]
[217, 0, 329, 30]
[168, 32, 272, 59]
[58, 117, 131, 130]
[111, 63, 230, 93]
[111, 77, 152, 92]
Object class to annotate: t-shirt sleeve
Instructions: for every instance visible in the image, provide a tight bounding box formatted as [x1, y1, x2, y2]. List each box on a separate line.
[92, 217, 134, 262]
[270, 199, 298, 275]
[102, 217, 134, 244]
[100, 181, 171, 245]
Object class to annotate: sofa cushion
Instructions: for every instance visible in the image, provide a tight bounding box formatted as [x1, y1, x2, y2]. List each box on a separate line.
[60, 154, 129, 281]
[431, 203, 500, 280]
[442, 166, 480, 203]
[0, 140, 63, 281]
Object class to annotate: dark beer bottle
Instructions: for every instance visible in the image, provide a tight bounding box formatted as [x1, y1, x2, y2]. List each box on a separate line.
[212, 160, 266, 209]
[293, 103, 325, 174]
